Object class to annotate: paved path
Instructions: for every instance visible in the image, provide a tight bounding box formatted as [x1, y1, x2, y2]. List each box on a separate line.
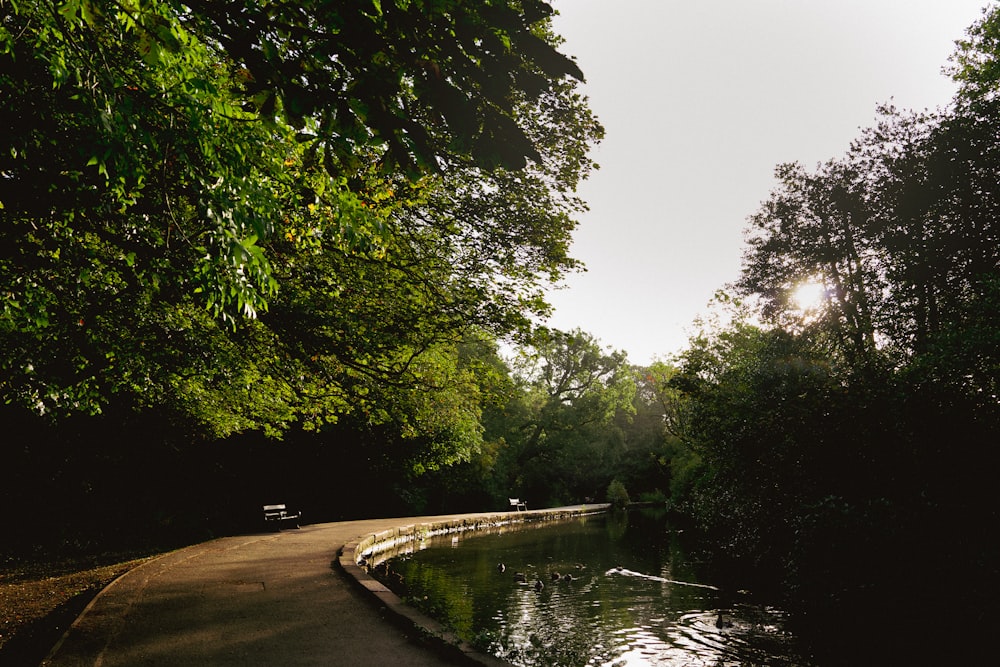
[41, 508, 600, 666]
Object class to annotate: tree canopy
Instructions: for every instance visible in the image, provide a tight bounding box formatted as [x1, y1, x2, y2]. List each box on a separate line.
[662, 10, 1000, 661]
[0, 0, 602, 443]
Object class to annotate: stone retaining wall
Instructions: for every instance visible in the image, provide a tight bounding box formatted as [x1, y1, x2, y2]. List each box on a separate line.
[336, 505, 609, 666]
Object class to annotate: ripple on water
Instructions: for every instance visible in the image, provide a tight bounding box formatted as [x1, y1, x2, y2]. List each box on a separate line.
[372, 513, 813, 667]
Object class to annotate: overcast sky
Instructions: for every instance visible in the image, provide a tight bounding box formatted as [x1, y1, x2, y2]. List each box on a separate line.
[543, 0, 991, 365]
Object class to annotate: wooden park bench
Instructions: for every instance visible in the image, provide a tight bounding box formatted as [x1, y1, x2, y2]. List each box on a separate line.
[509, 497, 527, 511]
[262, 503, 301, 530]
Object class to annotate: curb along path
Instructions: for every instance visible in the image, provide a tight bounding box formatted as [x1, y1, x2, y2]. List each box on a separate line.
[43, 506, 607, 666]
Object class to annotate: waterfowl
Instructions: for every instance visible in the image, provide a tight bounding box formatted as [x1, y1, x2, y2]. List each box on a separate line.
[715, 612, 733, 629]
[562, 573, 574, 582]
[497, 563, 506, 573]
[550, 571, 561, 581]
[534, 579, 545, 591]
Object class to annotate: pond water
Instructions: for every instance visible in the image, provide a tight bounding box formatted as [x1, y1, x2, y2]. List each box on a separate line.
[372, 510, 813, 666]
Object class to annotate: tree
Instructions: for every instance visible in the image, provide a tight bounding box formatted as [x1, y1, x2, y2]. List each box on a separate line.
[2, 0, 611, 553]
[739, 100, 1000, 377]
[674, 14, 1000, 657]
[948, 3, 1000, 103]
[629, 360, 693, 503]
[0, 1, 603, 436]
[739, 158, 882, 371]
[500, 329, 635, 505]
[176, 0, 585, 174]
[1, 0, 587, 304]
[873, 105, 1000, 356]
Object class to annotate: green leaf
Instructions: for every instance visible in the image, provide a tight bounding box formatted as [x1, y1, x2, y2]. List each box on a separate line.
[57, 0, 82, 24]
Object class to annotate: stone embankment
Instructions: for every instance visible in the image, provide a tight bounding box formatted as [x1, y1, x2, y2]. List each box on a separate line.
[338, 504, 609, 666]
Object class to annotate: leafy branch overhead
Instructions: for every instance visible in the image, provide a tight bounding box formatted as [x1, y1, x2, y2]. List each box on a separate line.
[0, 0, 603, 440]
[1, 0, 590, 319]
[51, 0, 584, 175]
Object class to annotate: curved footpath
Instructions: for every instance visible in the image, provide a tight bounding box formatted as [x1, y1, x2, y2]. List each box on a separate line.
[42, 505, 605, 666]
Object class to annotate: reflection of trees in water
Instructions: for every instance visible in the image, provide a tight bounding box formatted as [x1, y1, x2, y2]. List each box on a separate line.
[604, 508, 629, 540]
[371, 511, 808, 667]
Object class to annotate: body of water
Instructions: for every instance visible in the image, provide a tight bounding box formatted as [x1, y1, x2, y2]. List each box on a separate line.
[372, 509, 812, 666]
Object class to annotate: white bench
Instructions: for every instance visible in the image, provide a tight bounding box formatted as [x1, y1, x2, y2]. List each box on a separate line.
[262, 503, 301, 529]
[509, 498, 527, 511]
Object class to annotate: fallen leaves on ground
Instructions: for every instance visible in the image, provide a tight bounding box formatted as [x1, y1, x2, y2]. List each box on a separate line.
[0, 553, 161, 662]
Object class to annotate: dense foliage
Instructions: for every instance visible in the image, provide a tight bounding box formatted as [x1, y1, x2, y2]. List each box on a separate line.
[658, 8, 1000, 663]
[1, 1, 611, 550]
[398, 329, 674, 513]
[0, 0, 599, 445]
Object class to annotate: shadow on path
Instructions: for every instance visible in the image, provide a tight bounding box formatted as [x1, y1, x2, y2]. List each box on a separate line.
[42, 507, 604, 666]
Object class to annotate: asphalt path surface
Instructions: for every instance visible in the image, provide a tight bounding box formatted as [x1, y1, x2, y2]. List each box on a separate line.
[66, 504, 968, 667]
[41, 514, 507, 666]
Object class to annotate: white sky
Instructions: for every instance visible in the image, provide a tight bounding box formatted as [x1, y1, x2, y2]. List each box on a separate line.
[545, 0, 991, 365]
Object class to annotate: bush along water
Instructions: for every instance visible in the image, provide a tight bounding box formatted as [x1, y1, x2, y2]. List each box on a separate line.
[606, 479, 630, 509]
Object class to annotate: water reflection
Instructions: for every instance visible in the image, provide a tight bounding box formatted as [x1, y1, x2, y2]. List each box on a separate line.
[370, 510, 811, 666]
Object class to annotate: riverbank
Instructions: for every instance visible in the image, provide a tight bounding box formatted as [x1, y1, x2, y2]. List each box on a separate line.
[339, 505, 609, 666]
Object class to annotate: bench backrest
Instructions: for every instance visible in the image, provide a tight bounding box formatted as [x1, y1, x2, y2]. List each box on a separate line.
[263, 504, 287, 512]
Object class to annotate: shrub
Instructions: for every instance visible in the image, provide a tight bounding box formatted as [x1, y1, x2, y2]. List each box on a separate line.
[606, 479, 630, 509]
